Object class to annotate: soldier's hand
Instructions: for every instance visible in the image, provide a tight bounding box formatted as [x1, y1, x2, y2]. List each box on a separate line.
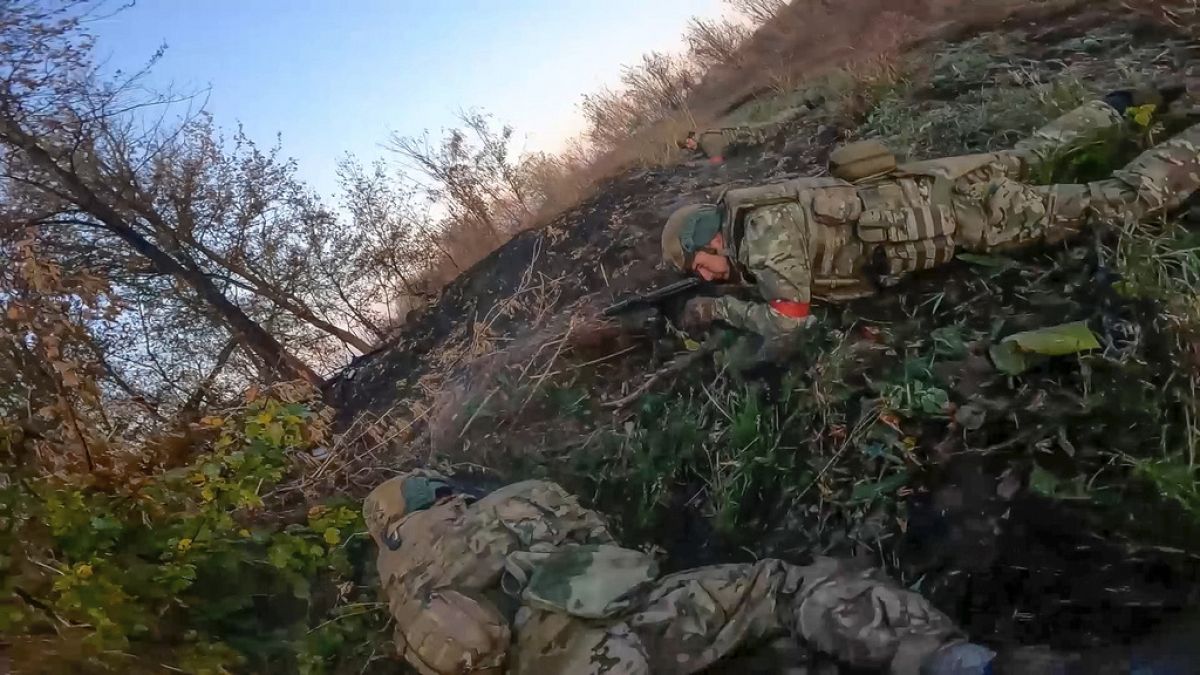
[610, 307, 663, 336]
[681, 297, 717, 333]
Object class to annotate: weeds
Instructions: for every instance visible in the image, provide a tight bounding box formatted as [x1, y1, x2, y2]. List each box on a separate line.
[864, 72, 1090, 158]
[1111, 221, 1200, 331]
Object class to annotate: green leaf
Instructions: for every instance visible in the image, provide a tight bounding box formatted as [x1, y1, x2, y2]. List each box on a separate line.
[957, 253, 1017, 269]
[281, 403, 309, 419]
[291, 576, 311, 600]
[1128, 103, 1156, 128]
[1029, 465, 1059, 497]
[917, 386, 950, 414]
[1005, 321, 1099, 356]
[990, 321, 1100, 374]
[849, 471, 909, 503]
[265, 422, 285, 446]
[989, 341, 1029, 375]
[322, 527, 341, 545]
[930, 325, 967, 359]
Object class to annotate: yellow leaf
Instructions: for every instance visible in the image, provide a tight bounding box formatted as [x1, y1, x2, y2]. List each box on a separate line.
[323, 528, 341, 545]
[75, 563, 93, 579]
[199, 416, 225, 428]
[683, 338, 700, 352]
[238, 529, 251, 538]
[177, 538, 192, 552]
[266, 422, 284, 445]
[1129, 103, 1157, 128]
[200, 487, 215, 502]
[253, 411, 274, 426]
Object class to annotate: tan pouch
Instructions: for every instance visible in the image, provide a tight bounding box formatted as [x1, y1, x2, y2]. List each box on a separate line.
[830, 140, 897, 182]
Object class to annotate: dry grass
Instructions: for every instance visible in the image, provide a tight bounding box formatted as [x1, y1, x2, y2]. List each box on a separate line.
[1124, 0, 1200, 39]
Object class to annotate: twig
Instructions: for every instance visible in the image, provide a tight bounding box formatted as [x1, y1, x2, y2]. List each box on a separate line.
[307, 406, 430, 484]
[796, 408, 880, 501]
[530, 344, 640, 382]
[519, 318, 576, 413]
[459, 388, 498, 438]
[604, 342, 718, 409]
[700, 379, 731, 421]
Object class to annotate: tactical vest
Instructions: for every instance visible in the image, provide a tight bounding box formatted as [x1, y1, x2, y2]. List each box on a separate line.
[718, 163, 961, 298]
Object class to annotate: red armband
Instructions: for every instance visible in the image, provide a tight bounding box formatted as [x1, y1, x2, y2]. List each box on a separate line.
[769, 299, 810, 318]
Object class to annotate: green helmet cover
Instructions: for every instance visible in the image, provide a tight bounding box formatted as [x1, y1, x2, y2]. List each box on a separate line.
[401, 476, 453, 515]
[680, 207, 723, 255]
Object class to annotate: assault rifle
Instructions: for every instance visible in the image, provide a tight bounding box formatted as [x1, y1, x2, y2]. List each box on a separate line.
[603, 277, 703, 317]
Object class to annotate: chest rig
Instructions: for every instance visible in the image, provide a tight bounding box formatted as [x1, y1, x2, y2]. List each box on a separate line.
[716, 143, 994, 301]
[719, 177, 877, 301]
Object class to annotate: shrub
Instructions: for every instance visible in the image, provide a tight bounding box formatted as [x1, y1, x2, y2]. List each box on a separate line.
[0, 397, 385, 674]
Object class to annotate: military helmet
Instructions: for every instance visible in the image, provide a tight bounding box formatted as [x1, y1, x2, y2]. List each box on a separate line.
[363, 470, 453, 549]
[661, 203, 723, 271]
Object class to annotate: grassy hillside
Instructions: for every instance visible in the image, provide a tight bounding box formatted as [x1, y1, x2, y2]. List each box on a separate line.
[333, 0, 1200, 656]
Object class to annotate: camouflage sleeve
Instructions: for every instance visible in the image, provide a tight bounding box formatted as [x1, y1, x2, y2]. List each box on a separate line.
[1003, 99, 1125, 179]
[787, 557, 963, 674]
[712, 296, 811, 340]
[484, 480, 614, 548]
[712, 202, 813, 342]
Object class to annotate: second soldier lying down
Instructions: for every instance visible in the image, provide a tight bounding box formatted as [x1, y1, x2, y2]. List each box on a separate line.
[364, 471, 998, 675]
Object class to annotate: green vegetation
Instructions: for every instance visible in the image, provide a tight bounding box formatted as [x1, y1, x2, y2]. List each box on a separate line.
[0, 399, 385, 674]
[555, 26, 1200, 569]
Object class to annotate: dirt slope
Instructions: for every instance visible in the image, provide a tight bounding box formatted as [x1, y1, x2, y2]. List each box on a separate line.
[330, 3, 1200, 657]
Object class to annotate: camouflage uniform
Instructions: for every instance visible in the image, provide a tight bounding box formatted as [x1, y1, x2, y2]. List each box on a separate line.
[365, 473, 970, 675]
[684, 104, 817, 160]
[689, 125, 773, 161]
[707, 100, 1200, 340]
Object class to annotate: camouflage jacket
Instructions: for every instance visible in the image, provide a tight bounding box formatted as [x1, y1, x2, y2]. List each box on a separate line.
[711, 100, 1133, 340]
[371, 479, 613, 674]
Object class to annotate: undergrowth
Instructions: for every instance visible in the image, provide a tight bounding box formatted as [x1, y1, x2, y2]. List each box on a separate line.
[0, 398, 386, 674]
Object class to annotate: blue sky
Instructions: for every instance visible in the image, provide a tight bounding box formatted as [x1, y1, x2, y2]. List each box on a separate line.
[90, 0, 723, 198]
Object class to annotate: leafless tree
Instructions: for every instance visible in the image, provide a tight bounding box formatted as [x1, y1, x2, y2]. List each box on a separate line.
[726, 0, 788, 26]
[685, 17, 751, 70]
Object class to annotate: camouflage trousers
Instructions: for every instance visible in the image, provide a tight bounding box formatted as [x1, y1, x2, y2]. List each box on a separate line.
[955, 121, 1200, 252]
[510, 557, 961, 675]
